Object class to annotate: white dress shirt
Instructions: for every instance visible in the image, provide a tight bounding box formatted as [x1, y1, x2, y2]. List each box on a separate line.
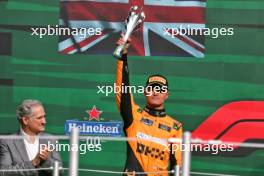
[21, 129, 39, 161]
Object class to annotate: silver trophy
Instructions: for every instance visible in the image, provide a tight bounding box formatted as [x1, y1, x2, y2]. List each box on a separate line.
[113, 6, 145, 58]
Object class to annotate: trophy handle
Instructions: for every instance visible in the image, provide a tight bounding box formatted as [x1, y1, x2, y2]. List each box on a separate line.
[113, 6, 145, 59]
[113, 44, 125, 58]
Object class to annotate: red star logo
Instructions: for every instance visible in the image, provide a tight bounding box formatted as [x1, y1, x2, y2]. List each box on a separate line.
[86, 106, 102, 121]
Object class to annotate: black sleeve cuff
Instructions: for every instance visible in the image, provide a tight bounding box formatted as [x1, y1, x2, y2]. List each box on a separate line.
[117, 54, 127, 61]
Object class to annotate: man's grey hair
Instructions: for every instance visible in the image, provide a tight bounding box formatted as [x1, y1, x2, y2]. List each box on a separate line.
[16, 99, 43, 120]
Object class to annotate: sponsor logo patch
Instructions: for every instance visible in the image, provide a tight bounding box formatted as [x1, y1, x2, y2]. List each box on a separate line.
[140, 118, 154, 126]
[158, 123, 171, 132]
[136, 132, 167, 146]
[173, 122, 182, 130]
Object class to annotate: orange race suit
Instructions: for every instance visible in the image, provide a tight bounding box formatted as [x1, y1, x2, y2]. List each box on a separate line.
[115, 54, 183, 176]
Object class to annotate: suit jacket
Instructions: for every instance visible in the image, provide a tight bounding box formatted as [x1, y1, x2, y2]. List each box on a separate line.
[0, 131, 63, 176]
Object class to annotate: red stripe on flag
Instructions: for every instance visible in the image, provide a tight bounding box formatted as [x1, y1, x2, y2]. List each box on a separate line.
[61, 1, 130, 22]
[130, 26, 145, 56]
[144, 6, 205, 23]
[129, 0, 144, 6]
[61, 44, 76, 54]
[62, 1, 205, 23]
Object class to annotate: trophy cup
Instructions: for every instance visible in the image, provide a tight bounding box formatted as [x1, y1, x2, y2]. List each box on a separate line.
[113, 6, 145, 58]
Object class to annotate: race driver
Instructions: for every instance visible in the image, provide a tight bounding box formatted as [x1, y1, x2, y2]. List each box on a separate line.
[115, 36, 183, 176]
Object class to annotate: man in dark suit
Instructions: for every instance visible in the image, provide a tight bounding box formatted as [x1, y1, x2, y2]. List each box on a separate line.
[0, 99, 62, 176]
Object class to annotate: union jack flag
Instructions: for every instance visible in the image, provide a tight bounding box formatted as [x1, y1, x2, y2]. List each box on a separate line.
[59, 0, 206, 57]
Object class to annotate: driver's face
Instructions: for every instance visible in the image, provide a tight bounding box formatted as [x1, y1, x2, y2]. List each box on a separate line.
[144, 85, 168, 109]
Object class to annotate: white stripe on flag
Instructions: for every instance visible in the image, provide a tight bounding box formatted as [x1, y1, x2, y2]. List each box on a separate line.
[59, 34, 88, 52]
[59, 20, 124, 30]
[80, 33, 110, 52]
[144, 0, 206, 7]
